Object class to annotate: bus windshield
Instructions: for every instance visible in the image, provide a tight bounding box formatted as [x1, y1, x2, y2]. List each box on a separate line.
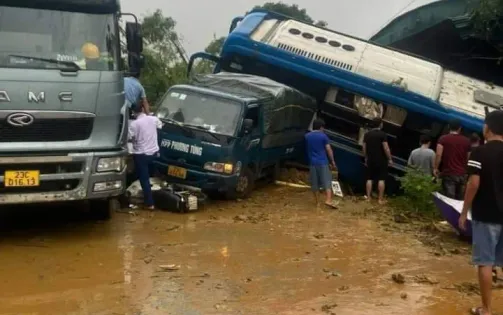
[0, 6, 119, 71]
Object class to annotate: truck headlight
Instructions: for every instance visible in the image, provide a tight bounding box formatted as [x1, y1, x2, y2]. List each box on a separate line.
[204, 162, 233, 174]
[97, 157, 125, 173]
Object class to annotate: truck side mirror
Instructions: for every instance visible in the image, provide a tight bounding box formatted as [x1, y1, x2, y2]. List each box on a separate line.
[126, 22, 143, 53]
[126, 22, 144, 71]
[242, 119, 254, 134]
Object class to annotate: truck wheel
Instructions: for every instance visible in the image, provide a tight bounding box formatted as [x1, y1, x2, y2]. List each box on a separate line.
[89, 198, 118, 220]
[228, 167, 255, 200]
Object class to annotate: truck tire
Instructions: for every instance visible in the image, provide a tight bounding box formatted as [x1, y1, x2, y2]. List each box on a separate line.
[227, 167, 255, 200]
[89, 198, 118, 220]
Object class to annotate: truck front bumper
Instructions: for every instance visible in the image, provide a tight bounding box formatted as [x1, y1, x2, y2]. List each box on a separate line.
[0, 150, 127, 205]
[153, 161, 239, 193]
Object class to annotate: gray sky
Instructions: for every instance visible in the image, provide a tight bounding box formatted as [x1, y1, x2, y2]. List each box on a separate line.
[121, 0, 437, 54]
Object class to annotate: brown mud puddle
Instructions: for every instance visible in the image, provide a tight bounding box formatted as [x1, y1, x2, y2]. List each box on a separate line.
[0, 186, 502, 315]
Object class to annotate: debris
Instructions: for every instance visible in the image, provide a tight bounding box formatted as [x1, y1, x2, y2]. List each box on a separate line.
[338, 285, 349, 291]
[158, 264, 180, 272]
[165, 225, 180, 232]
[393, 213, 410, 224]
[143, 257, 153, 264]
[234, 215, 248, 222]
[392, 273, 405, 284]
[275, 180, 310, 189]
[313, 233, 325, 239]
[413, 275, 439, 285]
[214, 303, 227, 310]
[321, 303, 337, 313]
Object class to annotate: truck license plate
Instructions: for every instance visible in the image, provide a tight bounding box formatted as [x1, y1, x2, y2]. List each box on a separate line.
[4, 170, 40, 187]
[167, 166, 187, 179]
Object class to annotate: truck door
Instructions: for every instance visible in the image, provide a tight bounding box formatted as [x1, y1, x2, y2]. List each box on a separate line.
[241, 105, 262, 170]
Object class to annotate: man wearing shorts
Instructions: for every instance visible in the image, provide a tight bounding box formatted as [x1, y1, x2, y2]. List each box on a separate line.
[305, 118, 337, 208]
[363, 119, 392, 204]
[459, 110, 503, 315]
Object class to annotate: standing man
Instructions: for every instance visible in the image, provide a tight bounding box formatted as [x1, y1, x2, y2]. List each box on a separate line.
[124, 71, 150, 116]
[434, 119, 471, 200]
[305, 118, 338, 208]
[363, 119, 392, 204]
[459, 110, 503, 315]
[128, 103, 162, 210]
[407, 135, 435, 176]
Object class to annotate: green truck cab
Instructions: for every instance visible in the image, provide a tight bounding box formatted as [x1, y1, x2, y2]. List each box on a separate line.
[154, 72, 316, 199]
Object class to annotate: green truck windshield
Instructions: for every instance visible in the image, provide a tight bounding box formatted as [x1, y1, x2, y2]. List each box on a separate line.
[157, 90, 242, 137]
[0, 6, 119, 71]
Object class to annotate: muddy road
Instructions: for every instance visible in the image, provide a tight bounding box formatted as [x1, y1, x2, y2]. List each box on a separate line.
[0, 186, 501, 315]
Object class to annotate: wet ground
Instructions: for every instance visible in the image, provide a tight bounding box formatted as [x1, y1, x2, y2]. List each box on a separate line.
[0, 185, 502, 315]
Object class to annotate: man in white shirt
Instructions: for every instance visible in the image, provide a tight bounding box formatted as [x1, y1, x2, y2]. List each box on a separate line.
[128, 103, 162, 209]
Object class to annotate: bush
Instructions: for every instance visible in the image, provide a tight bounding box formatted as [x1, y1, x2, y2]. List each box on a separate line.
[397, 168, 441, 215]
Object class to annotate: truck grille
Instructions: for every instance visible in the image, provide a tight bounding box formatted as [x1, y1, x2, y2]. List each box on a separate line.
[0, 161, 83, 174]
[0, 161, 84, 194]
[0, 179, 80, 194]
[0, 118, 93, 142]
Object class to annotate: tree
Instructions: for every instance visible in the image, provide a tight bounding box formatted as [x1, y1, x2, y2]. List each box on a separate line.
[472, 0, 503, 41]
[136, 10, 188, 106]
[199, 2, 327, 65]
[253, 2, 327, 26]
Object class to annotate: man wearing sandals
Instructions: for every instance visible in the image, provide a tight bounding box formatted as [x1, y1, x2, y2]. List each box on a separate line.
[459, 110, 503, 315]
[305, 118, 337, 208]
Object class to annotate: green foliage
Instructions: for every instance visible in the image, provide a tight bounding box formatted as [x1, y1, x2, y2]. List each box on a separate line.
[192, 2, 327, 76]
[192, 35, 226, 75]
[136, 10, 188, 106]
[397, 168, 441, 214]
[472, 0, 503, 41]
[252, 2, 327, 26]
[134, 3, 327, 105]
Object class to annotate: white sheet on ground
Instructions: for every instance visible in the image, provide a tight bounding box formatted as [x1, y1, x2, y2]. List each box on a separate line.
[432, 192, 472, 220]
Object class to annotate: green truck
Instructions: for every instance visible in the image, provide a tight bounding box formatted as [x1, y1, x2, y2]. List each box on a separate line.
[0, 0, 143, 218]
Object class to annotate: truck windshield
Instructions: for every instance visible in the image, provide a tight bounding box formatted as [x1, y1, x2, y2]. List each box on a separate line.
[157, 90, 242, 137]
[0, 6, 119, 71]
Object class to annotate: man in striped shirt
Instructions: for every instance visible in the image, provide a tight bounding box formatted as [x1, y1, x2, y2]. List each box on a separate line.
[459, 110, 503, 315]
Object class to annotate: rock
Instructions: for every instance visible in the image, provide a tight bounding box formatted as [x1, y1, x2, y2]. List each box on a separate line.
[400, 293, 408, 299]
[392, 273, 405, 284]
[234, 215, 248, 222]
[313, 233, 324, 239]
[338, 285, 349, 291]
[321, 303, 337, 313]
[143, 256, 153, 264]
[323, 268, 330, 273]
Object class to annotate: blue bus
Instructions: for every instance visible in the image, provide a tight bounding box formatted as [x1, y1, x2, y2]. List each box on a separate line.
[188, 9, 502, 190]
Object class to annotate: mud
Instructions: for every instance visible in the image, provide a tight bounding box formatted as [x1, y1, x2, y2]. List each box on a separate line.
[0, 186, 502, 315]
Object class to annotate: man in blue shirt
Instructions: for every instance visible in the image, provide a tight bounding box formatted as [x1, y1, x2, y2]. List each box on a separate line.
[305, 118, 337, 208]
[124, 72, 150, 115]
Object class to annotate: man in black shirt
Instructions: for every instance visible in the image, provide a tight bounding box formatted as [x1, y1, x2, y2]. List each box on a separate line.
[460, 110, 503, 315]
[363, 119, 393, 204]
